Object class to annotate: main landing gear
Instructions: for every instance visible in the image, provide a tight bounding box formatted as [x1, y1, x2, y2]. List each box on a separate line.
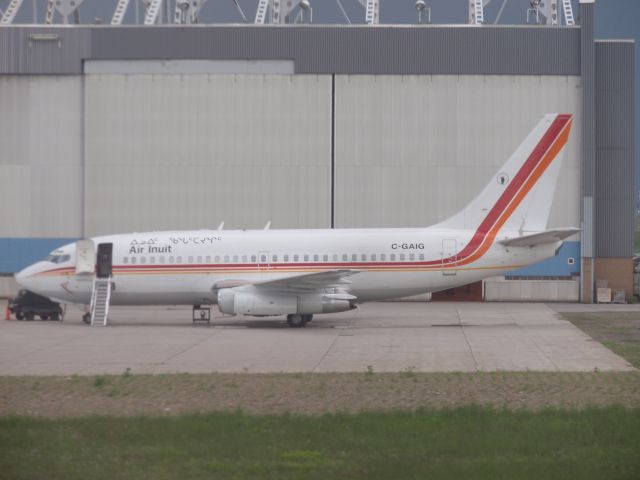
[286, 314, 313, 328]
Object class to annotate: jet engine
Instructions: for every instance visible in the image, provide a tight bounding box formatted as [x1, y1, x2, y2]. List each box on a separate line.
[217, 288, 356, 316]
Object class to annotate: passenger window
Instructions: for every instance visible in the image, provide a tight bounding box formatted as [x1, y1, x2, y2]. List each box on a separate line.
[224, 255, 230, 263]
[177, 256, 182, 264]
[242, 255, 247, 263]
[381, 254, 386, 261]
[260, 254, 266, 262]
[197, 256, 202, 263]
[131, 257, 137, 264]
[215, 255, 220, 263]
[303, 255, 308, 262]
[390, 254, 396, 261]
[342, 254, 348, 261]
[140, 257, 146, 264]
[188, 256, 193, 263]
[284, 255, 289, 262]
[205, 255, 211, 263]
[352, 254, 357, 262]
[400, 254, 405, 261]
[123, 257, 128, 264]
[323, 254, 329, 262]
[169, 256, 174, 264]
[160, 256, 165, 264]
[294, 255, 299, 262]
[251, 255, 257, 262]
[233, 255, 238, 263]
[333, 254, 338, 262]
[409, 253, 415, 261]
[371, 254, 377, 261]
[361, 254, 366, 261]
[150, 256, 156, 264]
[419, 253, 424, 261]
[272, 255, 278, 262]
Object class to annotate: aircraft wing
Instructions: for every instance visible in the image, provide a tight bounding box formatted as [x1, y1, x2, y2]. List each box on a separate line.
[499, 227, 580, 247]
[252, 269, 362, 292]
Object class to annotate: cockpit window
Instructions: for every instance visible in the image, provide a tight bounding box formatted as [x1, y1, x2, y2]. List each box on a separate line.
[46, 254, 71, 264]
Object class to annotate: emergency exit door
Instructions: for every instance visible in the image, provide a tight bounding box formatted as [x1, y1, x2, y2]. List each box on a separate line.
[96, 243, 113, 278]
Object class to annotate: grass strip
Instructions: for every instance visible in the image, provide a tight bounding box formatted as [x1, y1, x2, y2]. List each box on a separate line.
[1, 407, 639, 480]
[1, 371, 640, 417]
[562, 312, 640, 368]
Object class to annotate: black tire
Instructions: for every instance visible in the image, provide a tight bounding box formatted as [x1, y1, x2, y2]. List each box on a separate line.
[286, 314, 308, 328]
[82, 313, 91, 324]
[301, 314, 313, 324]
[51, 312, 60, 321]
[25, 312, 34, 321]
[15, 313, 24, 321]
[40, 315, 49, 321]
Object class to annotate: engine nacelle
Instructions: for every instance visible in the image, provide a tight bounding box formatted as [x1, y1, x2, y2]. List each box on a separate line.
[218, 289, 356, 316]
[218, 289, 297, 316]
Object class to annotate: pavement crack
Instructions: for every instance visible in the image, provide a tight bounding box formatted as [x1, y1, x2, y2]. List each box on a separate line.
[160, 331, 216, 365]
[312, 334, 340, 373]
[457, 308, 479, 371]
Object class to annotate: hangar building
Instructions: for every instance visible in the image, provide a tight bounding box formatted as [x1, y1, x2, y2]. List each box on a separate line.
[0, 0, 635, 302]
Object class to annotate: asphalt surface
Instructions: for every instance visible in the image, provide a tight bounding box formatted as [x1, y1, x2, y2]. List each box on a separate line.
[0, 301, 634, 375]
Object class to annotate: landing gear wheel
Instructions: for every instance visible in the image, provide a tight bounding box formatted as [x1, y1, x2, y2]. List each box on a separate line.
[286, 314, 308, 328]
[82, 313, 91, 325]
[25, 312, 34, 321]
[40, 315, 49, 321]
[51, 312, 60, 321]
[15, 313, 24, 320]
[301, 314, 313, 324]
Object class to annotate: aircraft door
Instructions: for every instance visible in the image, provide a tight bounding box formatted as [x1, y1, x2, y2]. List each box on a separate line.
[75, 239, 95, 274]
[257, 251, 270, 271]
[441, 239, 458, 276]
[96, 243, 113, 278]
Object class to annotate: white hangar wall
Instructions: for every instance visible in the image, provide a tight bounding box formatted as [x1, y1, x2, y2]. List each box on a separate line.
[84, 74, 332, 235]
[334, 75, 582, 230]
[0, 75, 83, 237]
[0, 71, 582, 239]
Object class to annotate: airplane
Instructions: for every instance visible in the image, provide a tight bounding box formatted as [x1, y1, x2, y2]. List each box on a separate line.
[15, 113, 578, 327]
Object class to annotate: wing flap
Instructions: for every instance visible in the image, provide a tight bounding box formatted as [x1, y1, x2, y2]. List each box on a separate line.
[499, 227, 580, 247]
[253, 269, 362, 291]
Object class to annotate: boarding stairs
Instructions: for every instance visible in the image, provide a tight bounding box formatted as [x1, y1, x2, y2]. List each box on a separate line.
[90, 276, 112, 326]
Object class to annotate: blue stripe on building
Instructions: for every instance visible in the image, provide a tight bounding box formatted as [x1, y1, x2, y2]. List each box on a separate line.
[0, 238, 78, 273]
[507, 241, 581, 277]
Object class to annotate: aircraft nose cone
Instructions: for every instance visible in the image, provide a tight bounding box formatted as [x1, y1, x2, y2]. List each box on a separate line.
[15, 265, 36, 291]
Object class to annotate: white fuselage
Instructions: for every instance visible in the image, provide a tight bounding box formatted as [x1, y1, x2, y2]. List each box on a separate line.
[17, 226, 559, 307]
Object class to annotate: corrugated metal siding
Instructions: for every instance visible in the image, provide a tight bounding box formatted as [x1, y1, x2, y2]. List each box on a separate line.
[580, 2, 595, 259]
[91, 26, 580, 75]
[0, 76, 83, 237]
[595, 41, 635, 258]
[83, 74, 331, 235]
[1, 25, 580, 75]
[0, 27, 90, 74]
[334, 75, 582, 229]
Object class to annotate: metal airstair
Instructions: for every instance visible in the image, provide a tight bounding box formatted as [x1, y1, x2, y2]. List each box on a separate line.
[90, 277, 112, 326]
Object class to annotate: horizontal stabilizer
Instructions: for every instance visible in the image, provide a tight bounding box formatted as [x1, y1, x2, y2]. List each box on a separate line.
[499, 228, 580, 247]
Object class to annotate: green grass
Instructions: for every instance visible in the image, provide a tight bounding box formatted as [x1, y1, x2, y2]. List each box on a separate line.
[562, 312, 640, 368]
[2, 407, 640, 480]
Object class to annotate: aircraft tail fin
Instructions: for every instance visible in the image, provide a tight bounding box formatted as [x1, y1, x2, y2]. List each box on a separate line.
[437, 114, 573, 235]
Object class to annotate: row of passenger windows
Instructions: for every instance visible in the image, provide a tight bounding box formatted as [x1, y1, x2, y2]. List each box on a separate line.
[122, 252, 427, 265]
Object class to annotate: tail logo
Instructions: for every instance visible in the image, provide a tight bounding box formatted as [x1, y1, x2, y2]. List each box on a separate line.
[497, 173, 509, 185]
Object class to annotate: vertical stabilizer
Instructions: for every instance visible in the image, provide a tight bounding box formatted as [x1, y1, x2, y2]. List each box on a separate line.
[437, 114, 572, 235]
